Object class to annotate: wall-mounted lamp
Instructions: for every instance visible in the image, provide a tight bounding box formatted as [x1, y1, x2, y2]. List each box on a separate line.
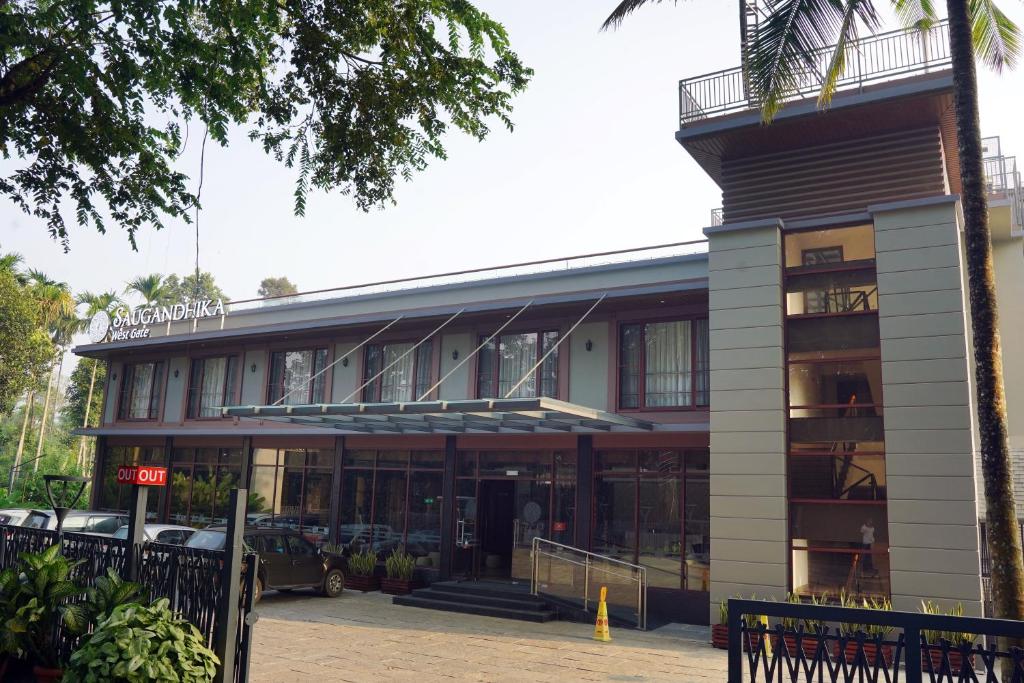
[250, 363, 257, 373]
[585, 340, 593, 352]
[111, 373, 117, 382]
[341, 357, 349, 367]
[173, 369, 179, 378]
[451, 349, 459, 361]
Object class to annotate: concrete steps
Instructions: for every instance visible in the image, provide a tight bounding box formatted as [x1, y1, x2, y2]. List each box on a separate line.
[392, 581, 557, 623]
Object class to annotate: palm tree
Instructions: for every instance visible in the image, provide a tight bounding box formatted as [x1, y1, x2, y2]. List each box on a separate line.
[125, 273, 169, 307]
[604, 0, 1024, 624]
[74, 291, 125, 471]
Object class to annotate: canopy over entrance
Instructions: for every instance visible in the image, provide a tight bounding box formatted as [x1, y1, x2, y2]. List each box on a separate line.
[222, 397, 656, 435]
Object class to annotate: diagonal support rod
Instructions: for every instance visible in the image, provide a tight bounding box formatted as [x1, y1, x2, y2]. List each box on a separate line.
[271, 315, 404, 406]
[503, 294, 606, 399]
[342, 309, 465, 404]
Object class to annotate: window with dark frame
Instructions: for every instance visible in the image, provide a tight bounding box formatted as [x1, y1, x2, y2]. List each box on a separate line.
[187, 355, 240, 418]
[267, 348, 328, 405]
[618, 319, 709, 410]
[117, 361, 165, 420]
[475, 331, 559, 399]
[362, 340, 434, 402]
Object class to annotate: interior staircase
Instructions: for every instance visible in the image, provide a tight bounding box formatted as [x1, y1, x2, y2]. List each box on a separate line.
[392, 581, 557, 623]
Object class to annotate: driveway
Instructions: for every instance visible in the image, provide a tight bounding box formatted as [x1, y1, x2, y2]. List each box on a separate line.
[249, 589, 727, 682]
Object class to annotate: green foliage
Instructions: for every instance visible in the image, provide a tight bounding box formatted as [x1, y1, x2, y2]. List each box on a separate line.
[124, 274, 170, 306]
[920, 600, 977, 646]
[838, 591, 893, 638]
[1, 0, 531, 250]
[64, 598, 220, 682]
[0, 269, 55, 414]
[64, 569, 149, 638]
[257, 277, 298, 299]
[348, 549, 378, 577]
[0, 448, 87, 509]
[802, 592, 830, 630]
[162, 272, 228, 304]
[0, 545, 85, 667]
[384, 548, 415, 581]
[776, 592, 802, 630]
[61, 358, 107, 441]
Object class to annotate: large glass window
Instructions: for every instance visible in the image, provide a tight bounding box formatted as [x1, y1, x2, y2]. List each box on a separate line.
[247, 448, 334, 543]
[785, 224, 889, 599]
[168, 448, 242, 528]
[362, 340, 433, 402]
[592, 449, 710, 591]
[267, 348, 328, 405]
[187, 356, 239, 418]
[117, 362, 165, 420]
[618, 320, 709, 410]
[476, 331, 559, 399]
[96, 446, 164, 518]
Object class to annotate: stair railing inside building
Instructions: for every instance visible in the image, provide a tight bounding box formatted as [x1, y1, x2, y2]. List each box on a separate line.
[530, 537, 648, 630]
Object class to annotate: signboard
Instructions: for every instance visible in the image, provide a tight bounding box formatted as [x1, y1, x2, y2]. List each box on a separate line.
[117, 465, 168, 487]
[89, 299, 226, 343]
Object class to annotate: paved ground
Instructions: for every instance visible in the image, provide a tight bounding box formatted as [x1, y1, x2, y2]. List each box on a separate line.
[249, 589, 727, 682]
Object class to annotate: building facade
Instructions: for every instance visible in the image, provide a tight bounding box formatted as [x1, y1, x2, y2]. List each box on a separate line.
[74, 23, 1024, 626]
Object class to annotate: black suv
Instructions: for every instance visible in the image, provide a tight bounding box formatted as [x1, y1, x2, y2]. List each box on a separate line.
[185, 526, 346, 602]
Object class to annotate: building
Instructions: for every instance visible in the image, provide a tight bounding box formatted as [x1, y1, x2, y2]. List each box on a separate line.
[73, 20, 1024, 626]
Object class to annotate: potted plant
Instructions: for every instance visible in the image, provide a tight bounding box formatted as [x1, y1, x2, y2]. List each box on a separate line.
[381, 548, 417, 595]
[711, 600, 729, 649]
[743, 596, 770, 654]
[836, 594, 893, 666]
[63, 599, 220, 682]
[920, 601, 977, 674]
[346, 548, 380, 592]
[799, 592, 829, 660]
[775, 593, 802, 657]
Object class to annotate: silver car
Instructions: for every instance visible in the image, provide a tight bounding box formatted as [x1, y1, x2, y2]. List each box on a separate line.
[112, 523, 196, 545]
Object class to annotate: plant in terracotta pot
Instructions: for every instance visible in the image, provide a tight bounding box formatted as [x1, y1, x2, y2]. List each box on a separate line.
[381, 548, 417, 595]
[798, 592, 829, 661]
[775, 593, 803, 657]
[837, 594, 893, 667]
[711, 599, 729, 649]
[920, 601, 977, 675]
[346, 548, 380, 592]
[742, 596, 771, 654]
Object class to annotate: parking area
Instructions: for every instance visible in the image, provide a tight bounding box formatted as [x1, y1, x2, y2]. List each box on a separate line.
[250, 589, 727, 682]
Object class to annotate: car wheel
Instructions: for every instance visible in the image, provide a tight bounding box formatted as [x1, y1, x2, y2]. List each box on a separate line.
[253, 577, 263, 603]
[322, 569, 344, 597]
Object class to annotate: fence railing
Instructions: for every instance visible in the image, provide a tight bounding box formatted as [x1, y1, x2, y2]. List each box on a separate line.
[982, 149, 1024, 234]
[679, 21, 951, 126]
[727, 598, 1024, 682]
[530, 537, 648, 630]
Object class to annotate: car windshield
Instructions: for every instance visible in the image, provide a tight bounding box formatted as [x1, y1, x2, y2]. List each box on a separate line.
[185, 530, 225, 550]
[112, 526, 128, 539]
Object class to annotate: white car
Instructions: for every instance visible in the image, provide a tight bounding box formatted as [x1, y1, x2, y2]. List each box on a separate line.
[0, 509, 36, 526]
[112, 523, 196, 545]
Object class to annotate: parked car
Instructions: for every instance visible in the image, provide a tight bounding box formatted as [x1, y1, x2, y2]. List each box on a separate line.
[185, 526, 347, 602]
[112, 523, 196, 544]
[21, 510, 128, 535]
[0, 508, 36, 526]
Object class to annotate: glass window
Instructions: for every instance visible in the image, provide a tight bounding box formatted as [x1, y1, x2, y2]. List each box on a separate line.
[593, 475, 636, 561]
[339, 470, 373, 544]
[362, 341, 434, 403]
[595, 450, 636, 473]
[244, 448, 333, 541]
[792, 547, 890, 598]
[684, 473, 710, 591]
[410, 450, 443, 469]
[97, 446, 165, 511]
[377, 450, 409, 468]
[372, 470, 407, 556]
[118, 362, 165, 420]
[618, 320, 709, 410]
[789, 455, 887, 500]
[286, 535, 316, 556]
[267, 348, 328, 405]
[261, 535, 287, 554]
[784, 225, 876, 269]
[786, 268, 879, 316]
[478, 451, 551, 479]
[406, 471, 443, 558]
[788, 359, 883, 408]
[187, 356, 239, 418]
[415, 340, 433, 400]
[638, 478, 682, 589]
[476, 331, 559, 399]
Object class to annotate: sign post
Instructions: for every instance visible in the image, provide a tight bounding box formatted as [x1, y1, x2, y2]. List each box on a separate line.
[118, 465, 167, 580]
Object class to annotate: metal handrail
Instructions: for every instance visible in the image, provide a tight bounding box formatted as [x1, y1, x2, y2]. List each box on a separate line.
[679, 20, 951, 126]
[530, 537, 648, 630]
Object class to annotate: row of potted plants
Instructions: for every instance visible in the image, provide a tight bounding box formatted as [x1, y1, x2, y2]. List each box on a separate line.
[1, 544, 219, 682]
[710, 593, 978, 673]
[345, 547, 420, 595]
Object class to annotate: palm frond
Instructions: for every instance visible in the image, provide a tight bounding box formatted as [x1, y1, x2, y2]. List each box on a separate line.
[819, 0, 881, 106]
[602, 0, 680, 31]
[893, 0, 938, 29]
[746, 0, 849, 121]
[969, 0, 1021, 71]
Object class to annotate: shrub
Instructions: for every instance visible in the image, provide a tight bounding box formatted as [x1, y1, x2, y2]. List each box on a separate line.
[64, 599, 219, 682]
[385, 548, 415, 581]
[348, 549, 377, 577]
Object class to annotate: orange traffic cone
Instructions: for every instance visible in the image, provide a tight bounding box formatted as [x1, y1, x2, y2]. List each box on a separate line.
[593, 586, 611, 642]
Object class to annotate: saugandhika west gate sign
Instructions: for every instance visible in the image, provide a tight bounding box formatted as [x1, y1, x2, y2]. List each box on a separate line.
[88, 299, 226, 343]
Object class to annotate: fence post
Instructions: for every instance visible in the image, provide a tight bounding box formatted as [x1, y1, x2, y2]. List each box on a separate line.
[727, 599, 742, 683]
[125, 485, 149, 581]
[213, 488, 245, 683]
[904, 624, 922, 683]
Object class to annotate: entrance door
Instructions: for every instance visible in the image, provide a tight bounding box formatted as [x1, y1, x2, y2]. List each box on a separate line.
[478, 480, 515, 578]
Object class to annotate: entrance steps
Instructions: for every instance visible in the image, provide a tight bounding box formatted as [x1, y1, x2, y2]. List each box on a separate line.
[392, 580, 557, 623]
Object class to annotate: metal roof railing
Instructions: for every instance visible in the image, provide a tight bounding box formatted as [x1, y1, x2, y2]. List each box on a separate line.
[983, 136, 1024, 234]
[679, 20, 951, 127]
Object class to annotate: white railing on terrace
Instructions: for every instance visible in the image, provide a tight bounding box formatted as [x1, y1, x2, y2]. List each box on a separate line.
[983, 136, 1024, 234]
[226, 239, 708, 314]
[679, 20, 951, 127]
[710, 207, 723, 226]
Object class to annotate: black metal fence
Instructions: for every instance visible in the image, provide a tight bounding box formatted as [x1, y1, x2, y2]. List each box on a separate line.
[727, 598, 1024, 683]
[0, 524, 256, 682]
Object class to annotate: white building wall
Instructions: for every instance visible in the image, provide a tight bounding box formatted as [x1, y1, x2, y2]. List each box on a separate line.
[568, 322, 610, 410]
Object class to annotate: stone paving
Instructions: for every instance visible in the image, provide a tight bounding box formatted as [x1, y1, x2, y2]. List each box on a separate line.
[249, 589, 727, 682]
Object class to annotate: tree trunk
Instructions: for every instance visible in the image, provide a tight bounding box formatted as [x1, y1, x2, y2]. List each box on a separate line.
[9, 390, 35, 492]
[946, 0, 1024, 629]
[33, 365, 55, 472]
[78, 359, 98, 469]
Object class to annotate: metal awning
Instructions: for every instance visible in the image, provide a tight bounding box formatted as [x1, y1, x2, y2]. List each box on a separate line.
[222, 397, 655, 434]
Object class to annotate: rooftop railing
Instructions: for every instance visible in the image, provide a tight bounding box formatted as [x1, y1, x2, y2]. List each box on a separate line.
[679, 20, 951, 127]
[983, 136, 1024, 234]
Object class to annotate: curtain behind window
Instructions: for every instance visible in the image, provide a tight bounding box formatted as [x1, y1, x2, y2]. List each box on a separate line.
[198, 357, 226, 417]
[380, 343, 414, 402]
[694, 319, 710, 407]
[282, 350, 313, 405]
[128, 363, 155, 418]
[645, 321, 691, 407]
[498, 333, 537, 398]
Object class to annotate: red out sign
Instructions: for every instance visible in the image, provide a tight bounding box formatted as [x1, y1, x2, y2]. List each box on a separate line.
[117, 465, 168, 486]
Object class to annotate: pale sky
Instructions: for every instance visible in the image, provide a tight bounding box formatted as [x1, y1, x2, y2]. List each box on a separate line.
[3, 1, 1023, 328]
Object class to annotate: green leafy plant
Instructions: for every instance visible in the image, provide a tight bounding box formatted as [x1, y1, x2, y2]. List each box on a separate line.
[385, 548, 415, 581]
[63, 568, 149, 637]
[802, 592, 829, 632]
[64, 599, 219, 682]
[777, 592, 802, 631]
[348, 549, 378, 578]
[1, 545, 84, 667]
[718, 599, 729, 626]
[920, 601, 978, 646]
[319, 542, 345, 556]
[838, 592, 893, 638]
